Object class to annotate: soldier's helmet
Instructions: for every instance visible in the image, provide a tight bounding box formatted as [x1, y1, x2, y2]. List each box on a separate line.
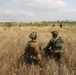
[51, 30, 59, 36]
[29, 32, 37, 39]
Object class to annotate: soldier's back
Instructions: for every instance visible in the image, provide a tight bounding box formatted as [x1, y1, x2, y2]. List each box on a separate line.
[28, 40, 40, 54]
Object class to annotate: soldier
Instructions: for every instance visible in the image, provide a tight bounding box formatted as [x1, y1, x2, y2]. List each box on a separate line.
[24, 32, 42, 65]
[43, 30, 64, 64]
[60, 22, 63, 28]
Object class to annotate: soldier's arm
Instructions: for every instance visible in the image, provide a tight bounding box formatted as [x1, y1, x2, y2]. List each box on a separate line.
[24, 42, 30, 54]
[43, 40, 52, 50]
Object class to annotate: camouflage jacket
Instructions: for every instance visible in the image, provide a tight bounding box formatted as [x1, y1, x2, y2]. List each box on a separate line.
[44, 37, 63, 50]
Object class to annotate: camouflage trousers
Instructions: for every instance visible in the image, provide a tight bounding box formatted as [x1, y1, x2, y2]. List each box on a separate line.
[45, 49, 63, 63]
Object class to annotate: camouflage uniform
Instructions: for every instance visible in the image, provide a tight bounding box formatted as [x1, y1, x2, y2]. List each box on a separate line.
[44, 31, 64, 63]
[24, 32, 41, 65]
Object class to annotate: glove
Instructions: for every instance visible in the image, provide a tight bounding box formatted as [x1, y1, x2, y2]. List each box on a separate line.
[54, 50, 63, 53]
[30, 56, 36, 60]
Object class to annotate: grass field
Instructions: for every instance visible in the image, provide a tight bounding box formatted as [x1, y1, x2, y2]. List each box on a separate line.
[0, 24, 76, 75]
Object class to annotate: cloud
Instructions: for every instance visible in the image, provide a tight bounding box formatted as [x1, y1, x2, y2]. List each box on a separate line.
[13, 0, 66, 9]
[0, 8, 34, 17]
[58, 7, 76, 13]
[12, 0, 76, 13]
[0, 7, 2, 9]
[0, 8, 35, 22]
[8, 0, 76, 14]
[0, 0, 76, 22]
[6, 0, 76, 15]
[4, 2, 12, 6]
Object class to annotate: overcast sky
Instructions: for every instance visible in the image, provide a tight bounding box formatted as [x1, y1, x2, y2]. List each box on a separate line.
[0, 0, 76, 22]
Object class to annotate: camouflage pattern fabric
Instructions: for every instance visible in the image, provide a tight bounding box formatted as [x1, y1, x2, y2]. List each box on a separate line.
[44, 37, 63, 50]
[44, 37, 64, 63]
[24, 40, 41, 64]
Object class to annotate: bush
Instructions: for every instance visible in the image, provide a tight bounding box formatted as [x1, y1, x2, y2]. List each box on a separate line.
[5, 22, 12, 27]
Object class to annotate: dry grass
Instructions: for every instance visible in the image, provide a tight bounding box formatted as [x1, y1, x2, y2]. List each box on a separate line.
[0, 25, 76, 75]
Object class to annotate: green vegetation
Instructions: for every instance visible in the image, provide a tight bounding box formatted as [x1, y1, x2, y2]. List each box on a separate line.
[0, 22, 16, 27]
[0, 21, 76, 27]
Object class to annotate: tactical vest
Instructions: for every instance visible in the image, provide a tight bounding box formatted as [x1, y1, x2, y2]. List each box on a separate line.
[27, 41, 40, 56]
[51, 37, 63, 50]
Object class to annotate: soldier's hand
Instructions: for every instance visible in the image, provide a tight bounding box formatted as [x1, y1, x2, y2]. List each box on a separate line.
[54, 50, 60, 53]
[30, 56, 36, 60]
[54, 50, 63, 53]
[60, 50, 63, 53]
